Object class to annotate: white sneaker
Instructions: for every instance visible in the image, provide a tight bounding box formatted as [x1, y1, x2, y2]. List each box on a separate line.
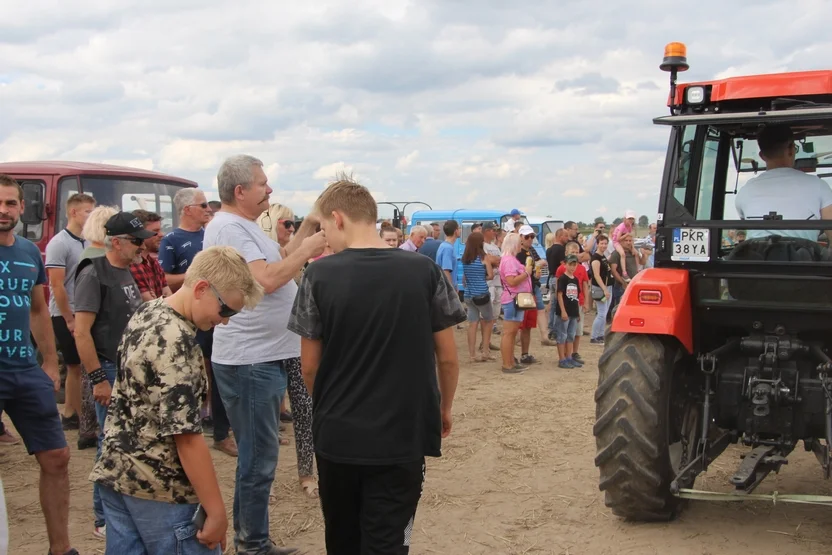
[94, 525, 106, 539]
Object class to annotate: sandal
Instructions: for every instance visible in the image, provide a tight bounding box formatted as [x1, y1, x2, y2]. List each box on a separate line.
[481, 353, 497, 361]
[279, 435, 290, 446]
[300, 479, 319, 499]
[469, 355, 486, 363]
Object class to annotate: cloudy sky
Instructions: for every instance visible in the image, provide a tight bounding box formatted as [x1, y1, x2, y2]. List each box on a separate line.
[2, 0, 831, 222]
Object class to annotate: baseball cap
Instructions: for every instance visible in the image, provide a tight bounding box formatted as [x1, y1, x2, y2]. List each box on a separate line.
[482, 221, 498, 231]
[565, 254, 578, 263]
[104, 212, 155, 239]
[510, 208, 521, 216]
[518, 225, 535, 236]
[625, 210, 637, 220]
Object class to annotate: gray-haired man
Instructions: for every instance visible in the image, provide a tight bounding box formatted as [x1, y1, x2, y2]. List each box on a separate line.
[399, 225, 428, 252]
[159, 188, 212, 293]
[204, 154, 326, 555]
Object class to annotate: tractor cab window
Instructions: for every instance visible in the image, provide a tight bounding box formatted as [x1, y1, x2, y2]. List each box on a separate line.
[666, 122, 832, 263]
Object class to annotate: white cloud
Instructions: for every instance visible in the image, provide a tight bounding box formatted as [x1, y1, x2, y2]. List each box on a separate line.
[395, 150, 420, 170]
[313, 161, 354, 180]
[1, 0, 831, 218]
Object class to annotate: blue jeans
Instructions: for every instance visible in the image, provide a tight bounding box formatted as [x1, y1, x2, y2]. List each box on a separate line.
[212, 361, 288, 554]
[93, 359, 118, 528]
[593, 298, 609, 340]
[610, 284, 626, 320]
[99, 485, 221, 554]
[548, 278, 558, 333]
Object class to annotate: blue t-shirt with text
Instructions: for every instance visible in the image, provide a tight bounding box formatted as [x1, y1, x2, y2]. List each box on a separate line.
[0, 237, 47, 372]
[158, 228, 204, 275]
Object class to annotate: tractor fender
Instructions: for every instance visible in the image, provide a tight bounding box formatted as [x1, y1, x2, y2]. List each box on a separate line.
[610, 268, 693, 353]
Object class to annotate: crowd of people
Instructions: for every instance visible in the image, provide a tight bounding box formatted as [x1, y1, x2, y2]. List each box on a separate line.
[388, 213, 656, 373]
[0, 156, 470, 555]
[0, 157, 656, 554]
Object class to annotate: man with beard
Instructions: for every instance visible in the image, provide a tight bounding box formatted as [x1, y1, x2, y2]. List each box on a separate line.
[0, 175, 77, 555]
[204, 154, 325, 554]
[129, 210, 172, 301]
[73, 211, 149, 539]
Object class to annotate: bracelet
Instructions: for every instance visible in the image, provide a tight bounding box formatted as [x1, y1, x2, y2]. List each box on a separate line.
[88, 367, 107, 385]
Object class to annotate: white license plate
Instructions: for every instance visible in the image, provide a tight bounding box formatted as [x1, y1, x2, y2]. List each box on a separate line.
[672, 228, 710, 262]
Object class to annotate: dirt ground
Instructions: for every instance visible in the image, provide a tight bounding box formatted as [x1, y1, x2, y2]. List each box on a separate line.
[4, 323, 832, 554]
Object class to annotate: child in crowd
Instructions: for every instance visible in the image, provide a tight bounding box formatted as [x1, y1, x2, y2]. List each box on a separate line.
[555, 241, 589, 362]
[610, 210, 637, 277]
[555, 254, 583, 369]
[90, 246, 264, 554]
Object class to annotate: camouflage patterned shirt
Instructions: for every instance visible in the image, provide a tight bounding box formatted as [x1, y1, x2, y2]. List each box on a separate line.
[89, 299, 207, 503]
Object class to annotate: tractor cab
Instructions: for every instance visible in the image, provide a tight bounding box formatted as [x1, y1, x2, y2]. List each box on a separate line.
[594, 44, 832, 522]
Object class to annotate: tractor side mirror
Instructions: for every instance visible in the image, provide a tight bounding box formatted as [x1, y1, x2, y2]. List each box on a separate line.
[20, 181, 45, 226]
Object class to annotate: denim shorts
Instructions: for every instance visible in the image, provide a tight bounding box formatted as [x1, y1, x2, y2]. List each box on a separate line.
[533, 286, 545, 310]
[465, 298, 494, 322]
[555, 316, 579, 344]
[0, 367, 67, 455]
[502, 301, 525, 322]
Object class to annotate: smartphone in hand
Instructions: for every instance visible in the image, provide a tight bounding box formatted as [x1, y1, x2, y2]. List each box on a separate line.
[192, 504, 207, 530]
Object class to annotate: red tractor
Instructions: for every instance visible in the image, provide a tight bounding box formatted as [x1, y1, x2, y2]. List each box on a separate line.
[595, 44, 832, 519]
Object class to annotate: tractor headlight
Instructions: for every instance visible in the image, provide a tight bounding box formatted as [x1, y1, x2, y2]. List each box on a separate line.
[685, 86, 706, 104]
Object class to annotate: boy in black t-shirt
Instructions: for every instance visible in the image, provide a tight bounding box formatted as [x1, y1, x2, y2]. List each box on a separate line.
[288, 174, 466, 554]
[554, 254, 583, 369]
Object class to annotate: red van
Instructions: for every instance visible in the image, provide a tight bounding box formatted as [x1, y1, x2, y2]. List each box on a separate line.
[0, 161, 198, 254]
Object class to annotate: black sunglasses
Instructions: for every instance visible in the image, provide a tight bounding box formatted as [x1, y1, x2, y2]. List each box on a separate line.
[279, 219, 295, 230]
[209, 284, 239, 318]
[117, 236, 145, 246]
[189, 202, 209, 209]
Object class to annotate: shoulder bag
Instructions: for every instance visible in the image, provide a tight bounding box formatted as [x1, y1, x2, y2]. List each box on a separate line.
[500, 264, 536, 310]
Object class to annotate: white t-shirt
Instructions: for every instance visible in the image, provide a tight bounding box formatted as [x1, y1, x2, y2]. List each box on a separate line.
[203, 211, 300, 365]
[484, 242, 501, 287]
[735, 168, 832, 241]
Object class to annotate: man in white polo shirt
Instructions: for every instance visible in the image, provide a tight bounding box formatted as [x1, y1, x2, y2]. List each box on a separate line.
[735, 124, 832, 241]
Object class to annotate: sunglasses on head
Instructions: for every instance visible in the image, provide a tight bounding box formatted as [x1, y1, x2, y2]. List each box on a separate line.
[209, 284, 239, 318]
[118, 236, 145, 246]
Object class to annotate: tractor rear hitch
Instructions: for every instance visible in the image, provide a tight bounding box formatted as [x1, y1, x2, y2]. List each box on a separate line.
[671, 431, 733, 494]
[729, 445, 789, 492]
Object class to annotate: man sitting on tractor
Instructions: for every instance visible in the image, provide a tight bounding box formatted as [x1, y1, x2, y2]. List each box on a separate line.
[735, 124, 832, 242]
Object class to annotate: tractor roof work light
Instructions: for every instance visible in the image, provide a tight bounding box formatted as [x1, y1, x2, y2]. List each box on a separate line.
[660, 42, 690, 115]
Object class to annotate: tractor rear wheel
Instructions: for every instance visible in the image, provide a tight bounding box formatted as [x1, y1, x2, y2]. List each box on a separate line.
[594, 332, 691, 521]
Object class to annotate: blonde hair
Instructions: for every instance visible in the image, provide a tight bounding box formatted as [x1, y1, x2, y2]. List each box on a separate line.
[565, 242, 580, 255]
[257, 203, 295, 243]
[544, 232, 555, 249]
[184, 246, 264, 310]
[314, 172, 377, 225]
[501, 233, 521, 256]
[81, 205, 119, 244]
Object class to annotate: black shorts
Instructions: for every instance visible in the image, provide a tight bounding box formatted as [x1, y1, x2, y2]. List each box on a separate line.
[51, 316, 80, 366]
[317, 456, 425, 555]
